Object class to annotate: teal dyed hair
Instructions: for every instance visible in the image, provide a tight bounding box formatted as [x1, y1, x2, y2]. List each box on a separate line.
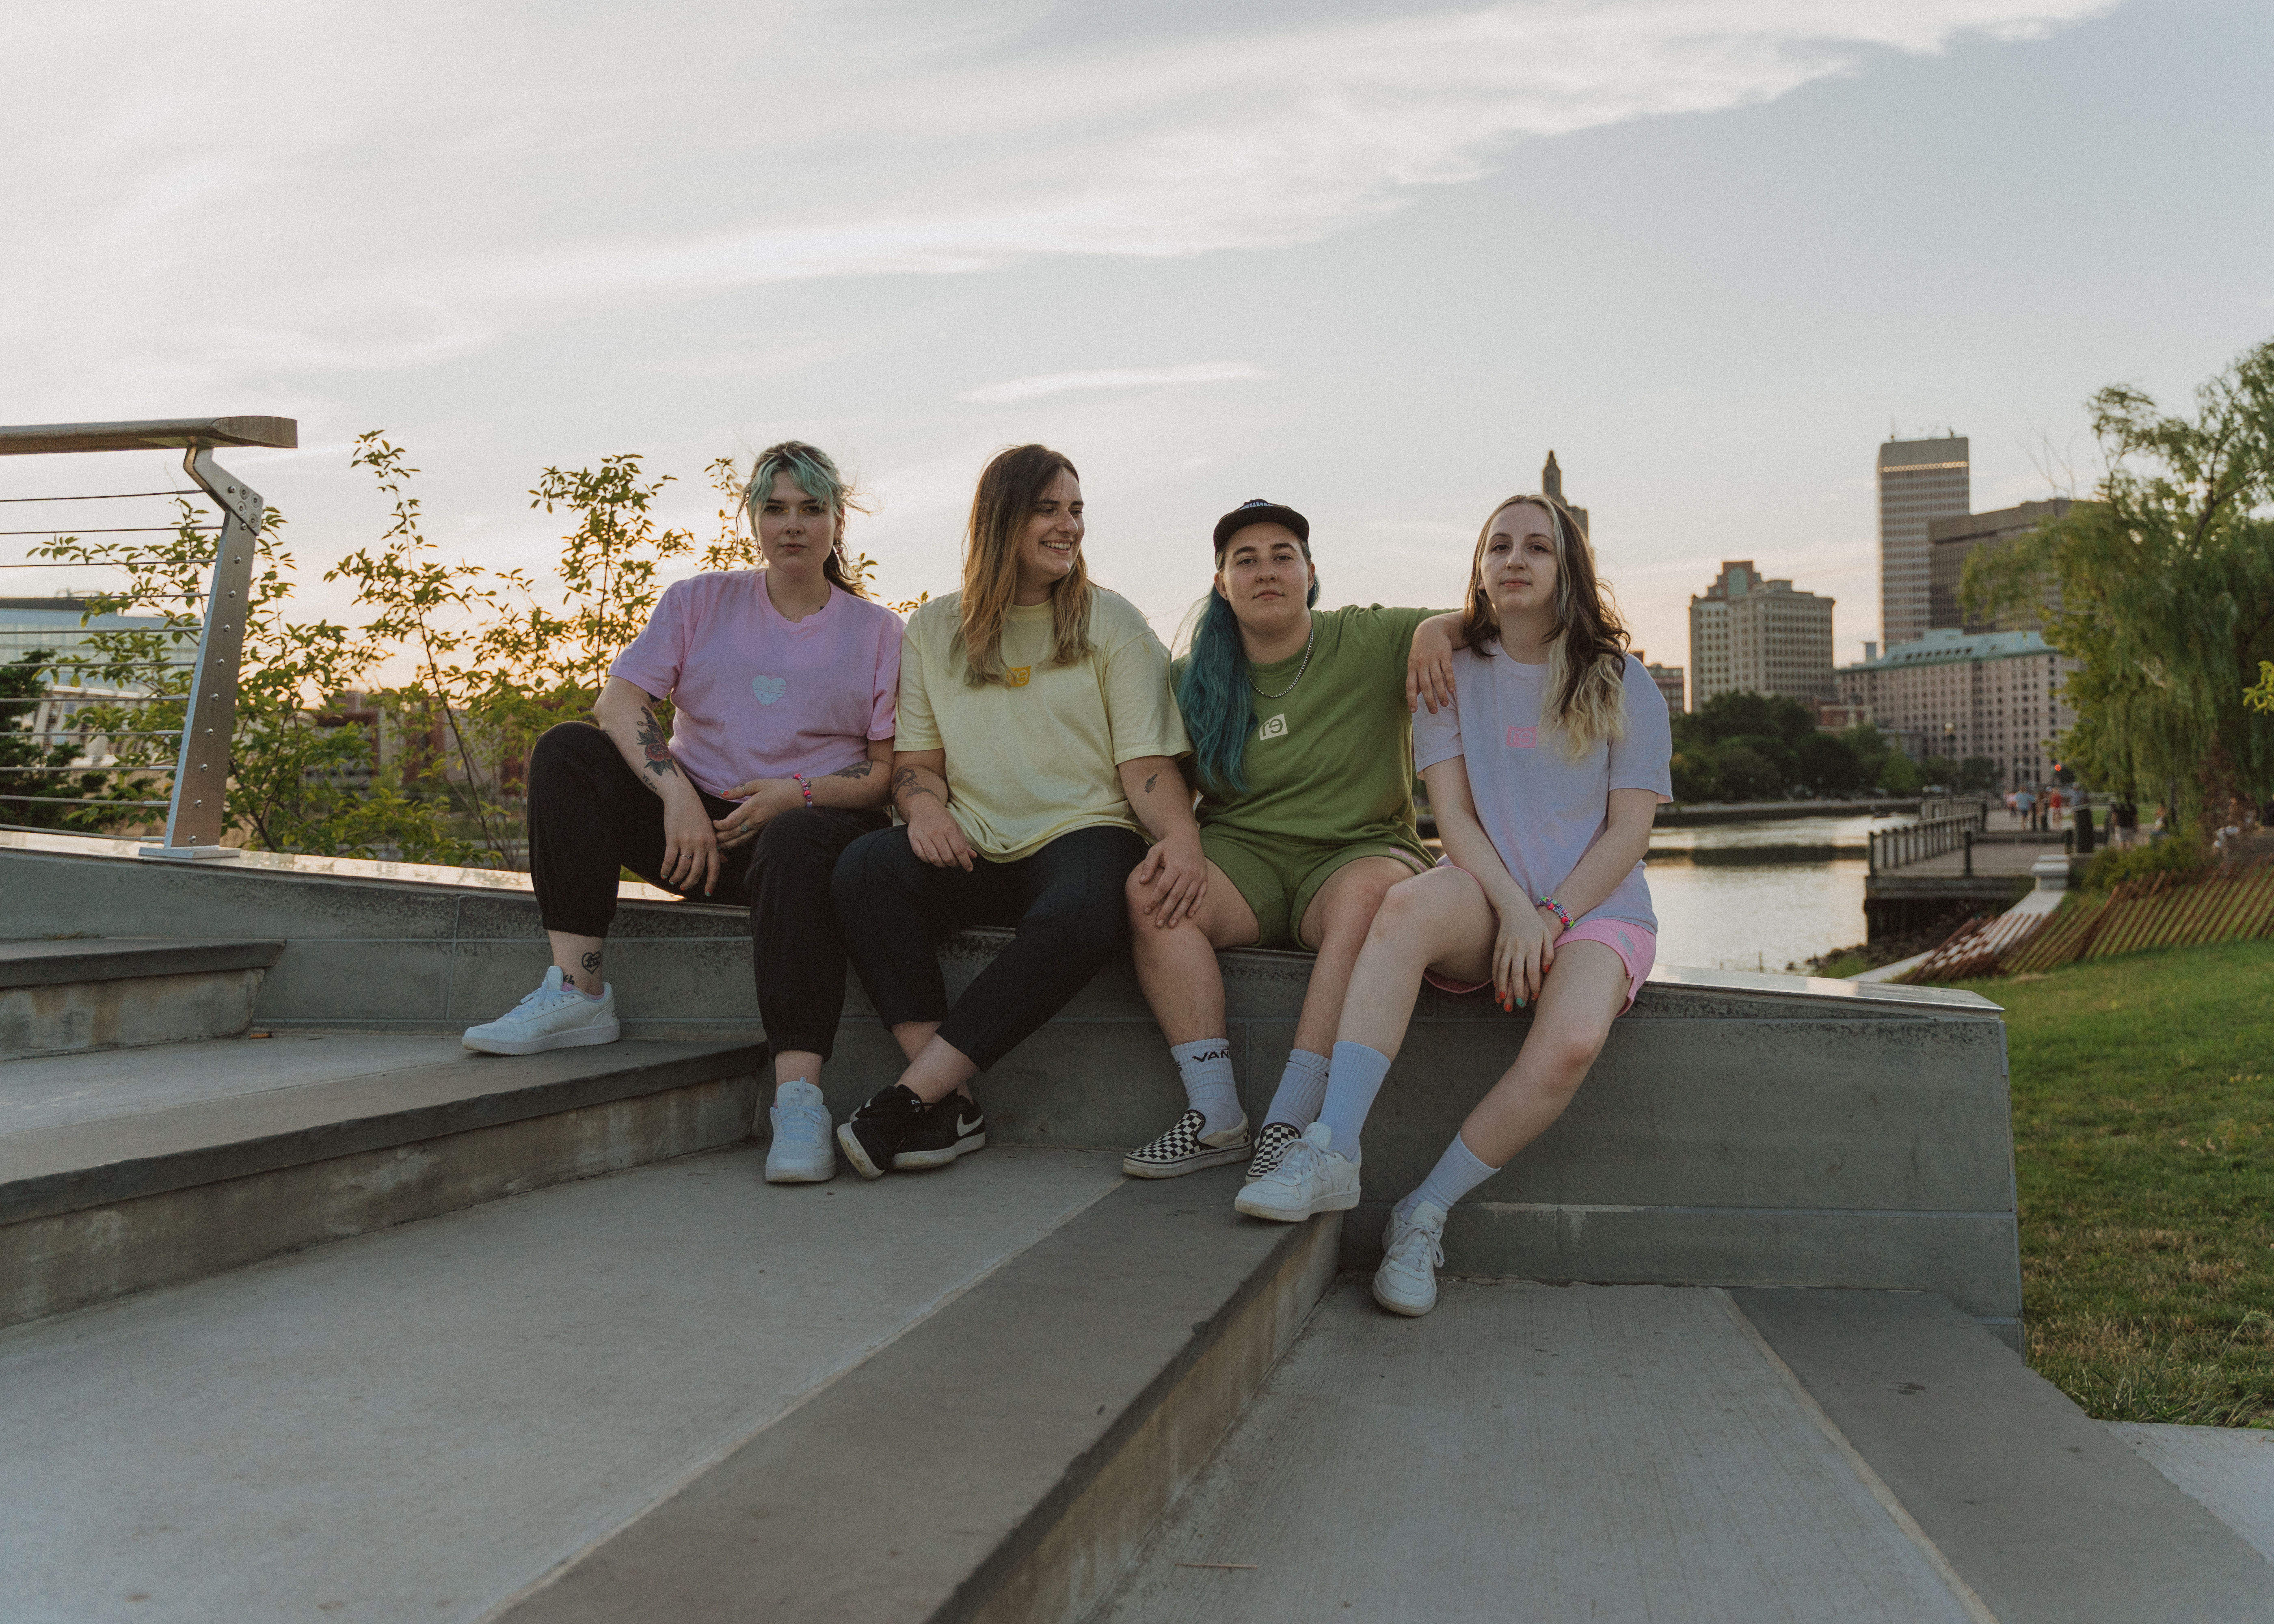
[1177, 559, 1321, 796]
[741, 440, 867, 596]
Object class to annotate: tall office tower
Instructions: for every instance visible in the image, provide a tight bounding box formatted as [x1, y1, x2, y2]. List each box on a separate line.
[1541, 451, 1588, 536]
[1688, 561, 1836, 708]
[1876, 434, 1969, 652]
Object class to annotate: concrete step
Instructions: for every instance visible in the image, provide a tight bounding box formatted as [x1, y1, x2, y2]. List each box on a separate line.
[0, 936, 284, 1058]
[0, 1030, 765, 1326]
[0, 1145, 1338, 1624]
[1096, 1282, 2274, 1624]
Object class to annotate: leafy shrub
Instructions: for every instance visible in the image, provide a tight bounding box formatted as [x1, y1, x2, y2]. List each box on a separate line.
[2082, 836, 2209, 892]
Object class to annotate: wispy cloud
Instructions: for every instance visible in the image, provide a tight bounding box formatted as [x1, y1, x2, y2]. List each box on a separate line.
[0, 0, 2118, 397]
[961, 363, 1268, 404]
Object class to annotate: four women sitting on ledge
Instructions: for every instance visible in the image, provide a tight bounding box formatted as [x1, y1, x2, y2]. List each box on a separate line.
[463, 441, 1672, 1317]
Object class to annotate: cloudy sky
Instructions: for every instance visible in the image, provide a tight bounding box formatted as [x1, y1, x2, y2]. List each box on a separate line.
[5, 0, 2270, 673]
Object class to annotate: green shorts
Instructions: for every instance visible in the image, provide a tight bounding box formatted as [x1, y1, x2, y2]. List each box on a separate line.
[1200, 827, 1430, 950]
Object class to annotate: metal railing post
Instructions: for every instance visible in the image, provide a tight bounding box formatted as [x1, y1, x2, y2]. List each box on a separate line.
[143, 447, 263, 858]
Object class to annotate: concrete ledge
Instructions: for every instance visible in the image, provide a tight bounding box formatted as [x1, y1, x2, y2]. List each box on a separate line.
[496, 1173, 1342, 1624]
[0, 1073, 754, 1329]
[1733, 1289, 2274, 1623]
[0, 937, 287, 1058]
[0, 1039, 765, 1224]
[1, 969, 267, 1060]
[0, 1039, 764, 1327]
[1, 833, 2025, 1330]
[0, 937, 285, 989]
[1362, 1200, 2025, 1335]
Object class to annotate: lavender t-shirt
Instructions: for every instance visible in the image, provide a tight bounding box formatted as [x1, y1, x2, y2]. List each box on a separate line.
[1412, 649, 1673, 931]
[609, 572, 901, 798]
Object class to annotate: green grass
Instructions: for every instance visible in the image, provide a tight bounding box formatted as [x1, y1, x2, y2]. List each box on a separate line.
[1940, 939, 2274, 1426]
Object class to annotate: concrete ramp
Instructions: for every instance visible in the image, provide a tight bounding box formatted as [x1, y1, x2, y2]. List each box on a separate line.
[1097, 1282, 2274, 1624]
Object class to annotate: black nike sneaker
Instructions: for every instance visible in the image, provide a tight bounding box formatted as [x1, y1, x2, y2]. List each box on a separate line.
[837, 1083, 929, 1180]
[891, 1093, 988, 1171]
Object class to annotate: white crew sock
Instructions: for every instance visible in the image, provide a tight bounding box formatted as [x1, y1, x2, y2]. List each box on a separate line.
[1169, 1038, 1242, 1135]
[1262, 1048, 1331, 1129]
[1315, 1040, 1393, 1164]
[1396, 1132, 1501, 1221]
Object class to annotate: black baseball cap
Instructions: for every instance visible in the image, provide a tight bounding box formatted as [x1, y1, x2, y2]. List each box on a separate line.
[1213, 498, 1310, 553]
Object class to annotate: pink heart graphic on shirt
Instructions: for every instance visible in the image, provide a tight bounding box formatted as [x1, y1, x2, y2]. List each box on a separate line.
[1504, 726, 1538, 749]
[752, 675, 787, 705]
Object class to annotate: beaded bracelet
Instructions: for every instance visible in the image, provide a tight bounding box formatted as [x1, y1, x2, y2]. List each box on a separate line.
[1538, 896, 1571, 930]
[791, 773, 814, 807]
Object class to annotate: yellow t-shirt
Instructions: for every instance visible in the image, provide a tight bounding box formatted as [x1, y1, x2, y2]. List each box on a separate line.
[895, 587, 1191, 861]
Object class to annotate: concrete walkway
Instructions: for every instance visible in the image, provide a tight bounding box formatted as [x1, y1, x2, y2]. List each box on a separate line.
[0, 1143, 1123, 1622]
[1098, 1282, 2274, 1624]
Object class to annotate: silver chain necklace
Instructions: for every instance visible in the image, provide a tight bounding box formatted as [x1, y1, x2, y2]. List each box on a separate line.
[1248, 622, 1316, 700]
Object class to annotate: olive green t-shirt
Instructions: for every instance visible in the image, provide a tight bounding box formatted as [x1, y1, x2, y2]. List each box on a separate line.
[1174, 604, 1444, 857]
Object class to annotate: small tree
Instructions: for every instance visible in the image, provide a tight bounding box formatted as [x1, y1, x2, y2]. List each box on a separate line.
[1967, 337, 2274, 824]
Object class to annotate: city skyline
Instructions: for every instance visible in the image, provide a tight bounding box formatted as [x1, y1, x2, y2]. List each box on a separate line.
[4, 2, 2269, 677]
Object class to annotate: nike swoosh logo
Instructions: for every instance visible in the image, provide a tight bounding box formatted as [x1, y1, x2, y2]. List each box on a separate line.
[956, 1114, 982, 1135]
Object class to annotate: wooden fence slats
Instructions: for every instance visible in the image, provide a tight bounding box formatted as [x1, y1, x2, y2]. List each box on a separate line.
[1900, 855, 2274, 982]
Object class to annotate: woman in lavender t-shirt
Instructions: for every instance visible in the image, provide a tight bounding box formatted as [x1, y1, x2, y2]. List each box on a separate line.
[1235, 493, 1672, 1318]
[460, 441, 903, 1185]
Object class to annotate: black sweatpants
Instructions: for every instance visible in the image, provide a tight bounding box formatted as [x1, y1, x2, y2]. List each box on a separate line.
[525, 721, 886, 1058]
[831, 823, 1148, 1072]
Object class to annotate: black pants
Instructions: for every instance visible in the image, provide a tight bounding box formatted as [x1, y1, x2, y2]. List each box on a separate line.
[525, 722, 886, 1058]
[832, 823, 1148, 1072]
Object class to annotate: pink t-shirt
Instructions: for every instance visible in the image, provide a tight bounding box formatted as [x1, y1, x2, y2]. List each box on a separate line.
[609, 572, 901, 797]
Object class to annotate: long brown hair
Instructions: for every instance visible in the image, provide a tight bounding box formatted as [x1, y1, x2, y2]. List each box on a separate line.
[1459, 492, 1631, 758]
[957, 443, 1093, 686]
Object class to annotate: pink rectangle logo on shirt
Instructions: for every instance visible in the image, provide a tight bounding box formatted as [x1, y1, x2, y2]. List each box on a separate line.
[1504, 726, 1538, 749]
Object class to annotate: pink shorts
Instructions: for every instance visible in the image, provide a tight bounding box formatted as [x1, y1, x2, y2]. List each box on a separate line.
[1423, 917, 1657, 1014]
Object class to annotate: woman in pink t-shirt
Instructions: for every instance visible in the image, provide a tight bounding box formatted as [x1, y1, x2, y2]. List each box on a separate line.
[461, 441, 903, 1185]
[1236, 493, 1672, 1319]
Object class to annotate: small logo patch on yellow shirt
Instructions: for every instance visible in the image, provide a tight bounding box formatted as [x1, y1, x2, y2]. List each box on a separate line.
[1006, 665, 1031, 687]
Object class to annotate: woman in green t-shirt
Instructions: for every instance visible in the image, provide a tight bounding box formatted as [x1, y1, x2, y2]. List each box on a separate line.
[832, 444, 1204, 1179]
[1120, 498, 1459, 1182]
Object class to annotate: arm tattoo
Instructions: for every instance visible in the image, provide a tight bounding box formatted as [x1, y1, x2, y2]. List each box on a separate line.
[633, 706, 681, 786]
[1143, 771, 1159, 795]
[893, 764, 942, 806]
[831, 761, 875, 780]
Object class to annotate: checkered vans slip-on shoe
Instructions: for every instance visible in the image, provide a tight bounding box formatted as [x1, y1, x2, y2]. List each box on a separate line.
[1243, 1120, 1304, 1183]
[1122, 1108, 1251, 1179]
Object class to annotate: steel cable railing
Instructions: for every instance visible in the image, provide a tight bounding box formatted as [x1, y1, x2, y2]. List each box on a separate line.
[0, 416, 296, 857]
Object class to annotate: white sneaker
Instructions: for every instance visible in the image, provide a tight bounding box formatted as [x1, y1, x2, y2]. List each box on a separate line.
[1233, 1121, 1362, 1222]
[462, 967, 621, 1055]
[1372, 1200, 1447, 1317]
[765, 1079, 837, 1183]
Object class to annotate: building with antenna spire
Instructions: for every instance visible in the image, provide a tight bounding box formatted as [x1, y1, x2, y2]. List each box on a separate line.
[1541, 450, 1588, 536]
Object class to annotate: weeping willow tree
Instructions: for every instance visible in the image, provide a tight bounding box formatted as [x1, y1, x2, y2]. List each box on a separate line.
[1967, 338, 2274, 828]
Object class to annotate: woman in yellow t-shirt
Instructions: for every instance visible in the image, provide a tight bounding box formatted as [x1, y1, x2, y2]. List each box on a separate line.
[831, 443, 1202, 1179]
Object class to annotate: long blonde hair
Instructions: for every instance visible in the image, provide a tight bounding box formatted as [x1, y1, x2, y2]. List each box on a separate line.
[957, 444, 1093, 686]
[1458, 492, 1631, 759]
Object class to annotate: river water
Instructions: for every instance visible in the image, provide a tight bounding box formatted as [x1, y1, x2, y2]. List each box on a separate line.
[1643, 814, 1915, 973]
